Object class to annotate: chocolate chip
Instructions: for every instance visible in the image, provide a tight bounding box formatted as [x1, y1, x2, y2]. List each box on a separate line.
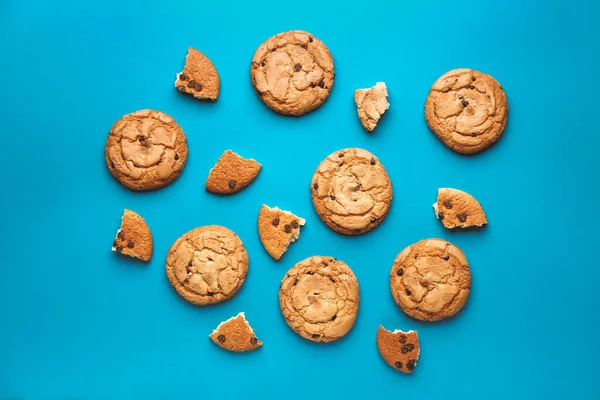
[318, 80, 325, 88]
[416, 307, 421, 311]
[406, 360, 416, 370]
[407, 343, 415, 351]
[138, 136, 145, 142]
[187, 80, 196, 88]
[217, 335, 226, 343]
[301, 44, 308, 50]
[207, 291, 215, 296]
[467, 85, 475, 89]
[228, 180, 237, 189]
[117, 231, 125, 240]
[112, 240, 117, 247]
[179, 74, 188, 81]
[395, 361, 403, 369]
[443, 200, 453, 209]
[188, 261, 193, 267]
[438, 212, 445, 220]
[352, 184, 362, 191]
[306, 271, 314, 275]
[284, 224, 292, 233]
[338, 162, 344, 167]
[116, 245, 124, 253]
[458, 213, 468, 223]
[293, 278, 298, 285]
[321, 261, 328, 267]
[444, 88, 451, 93]
[294, 63, 302, 72]
[329, 277, 336, 283]
[310, 82, 316, 88]
[370, 217, 378, 224]
[338, 153, 344, 158]
[370, 158, 376, 165]
[405, 289, 411, 296]
[399, 335, 407, 344]
[462, 100, 469, 107]
[174, 153, 179, 160]
[442, 255, 450, 261]
[330, 195, 335, 200]
[309, 37, 314, 42]
[331, 315, 337, 321]
[401, 346, 409, 354]
[311, 334, 320, 338]
[272, 217, 280, 227]
[291, 220, 299, 229]
[250, 337, 258, 344]
[261, 60, 266, 67]
[127, 240, 135, 249]
[110, 161, 115, 168]
[471, 132, 477, 137]
[313, 183, 319, 190]
[396, 268, 403, 276]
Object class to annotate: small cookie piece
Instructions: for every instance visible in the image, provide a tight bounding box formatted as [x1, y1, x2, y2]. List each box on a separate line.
[105, 109, 188, 191]
[279, 256, 359, 342]
[376, 326, 420, 374]
[390, 239, 471, 321]
[251, 30, 334, 116]
[175, 47, 220, 101]
[311, 148, 392, 235]
[354, 82, 389, 132]
[112, 209, 153, 261]
[425, 68, 508, 154]
[206, 150, 261, 195]
[434, 188, 487, 229]
[166, 226, 248, 305]
[209, 312, 262, 352]
[257, 205, 305, 260]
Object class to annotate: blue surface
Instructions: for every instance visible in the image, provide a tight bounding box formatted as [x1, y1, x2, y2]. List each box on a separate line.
[1, 0, 599, 398]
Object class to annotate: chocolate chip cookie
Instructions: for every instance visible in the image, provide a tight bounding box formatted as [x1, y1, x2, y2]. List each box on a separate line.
[257, 205, 305, 260]
[112, 209, 153, 262]
[354, 82, 389, 132]
[210, 312, 262, 352]
[175, 47, 220, 101]
[434, 188, 487, 229]
[205, 150, 261, 195]
[376, 326, 420, 374]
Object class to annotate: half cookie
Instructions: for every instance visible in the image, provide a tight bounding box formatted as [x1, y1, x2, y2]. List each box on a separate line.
[434, 188, 487, 229]
[206, 150, 262, 195]
[112, 209, 153, 261]
[354, 82, 389, 132]
[258, 205, 305, 260]
[209, 312, 262, 352]
[376, 326, 420, 374]
[175, 47, 220, 101]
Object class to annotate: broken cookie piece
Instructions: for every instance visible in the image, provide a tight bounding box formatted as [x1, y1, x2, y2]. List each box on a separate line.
[175, 47, 220, 101]
[112, 209, 153, 261]
[209, 312, 262, 352]
[354, 82, 389, 132]
[205, 150, 262, 195]
[258, 205, 305, 260]
[434, 188, 487, 229]
[376, 326, 420, 374]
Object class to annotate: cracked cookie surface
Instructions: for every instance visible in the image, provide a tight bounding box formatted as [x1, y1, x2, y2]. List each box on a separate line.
[390, 239, 471, 321]
[376, 327, 420, 374]
[112, 209, 153, 262]
[175, 47, 220, 101]
[209, 312, 262, 352]
[105, 109, 188, 191]
[279, 256, 359, 342]
[354, 82, 389, 132]
[251, 30, 334, 116]
[434, 188, 487, 229]
[425, 68, 508, 154]
[311, 148, 392, 235]
[166, 225, 248, 306]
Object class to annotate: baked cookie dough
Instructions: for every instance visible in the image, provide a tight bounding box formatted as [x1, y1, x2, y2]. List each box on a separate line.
[257, 205, 305, 260]
[390, 239, 471, 321]
[175, 47, 220, 101]
[279, 256, 359, 342]
[105, 109, 188, 191]
[376, 326, 420, 374]
[166, 225, 248, 305]
[434, 188, 487, 229]
[112, 209, 153, 262]
[311, 148, 392, 235]
[209, 312, 262, 352]
[425, 68, 508, 154]
[205, 150, 261, 195]
[354, 82, 389, 132]
[250, 30, 334, 116]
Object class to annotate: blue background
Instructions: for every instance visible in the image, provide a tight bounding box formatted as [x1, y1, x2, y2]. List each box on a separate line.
[1, 0, 599, 398]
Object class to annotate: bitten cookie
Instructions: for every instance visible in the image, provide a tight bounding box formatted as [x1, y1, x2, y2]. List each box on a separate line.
[425, 69, 508, 154]
[105, 109, 188, 191]
[434, 188, 487, 229]
[279, 256, 359, 342]
[376, 326, 420, 374]
[354, 82, 389, 132]
[257, 205, 305, 260]
[112, 209, 153, 261]
[166, 225, 248, 305]
[390, 239, 471, 321]
[251, 30, 334, 116]
[175, 47, 220, 101]
[210, 312, 262, 352]
[206, 150, 261, 195]
[311, 148, 392, 235]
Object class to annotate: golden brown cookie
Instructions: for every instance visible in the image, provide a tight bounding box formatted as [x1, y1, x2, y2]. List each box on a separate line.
[257, 205, 305, 260]
[425, 69, 508, 154]
[311, 148, 392, 235]
[434, 188, 487, 229]
[390, 239, 471, 321]
[105, 109, 188, 191]
[250, 30, 334, 116]
[166, 225, 248, 306]
[112, 209, 153, 262]
[279, 256, 359, 342]
[354, 82, 389, 132]
[175, 47, 220, 101]
[376, 326, 420, 373]
[209, 312, 262, 352]
[205, 150, 262, 195]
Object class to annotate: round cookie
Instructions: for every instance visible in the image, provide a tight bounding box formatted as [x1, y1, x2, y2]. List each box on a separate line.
[311, 148, 392, 235]
[425, 68, 508, 154]
[105, 109, 188, 191]
[279, 256, 359, 342]
[390, 239, 471, 321]
[250, 30, 334, 116]
[166, 225, 248, 306]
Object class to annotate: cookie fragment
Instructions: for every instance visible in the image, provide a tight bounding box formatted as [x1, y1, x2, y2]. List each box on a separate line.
[175, 47, 220, 101]
[376, 326, 420, 373]
[209, 312, 262, 352]
[258, 205, 305, 260]
[434, 188, 487, 229]
[354, 82, 389, 132]
[205, 150, 262, 195]
[112, 209, 153, 262]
